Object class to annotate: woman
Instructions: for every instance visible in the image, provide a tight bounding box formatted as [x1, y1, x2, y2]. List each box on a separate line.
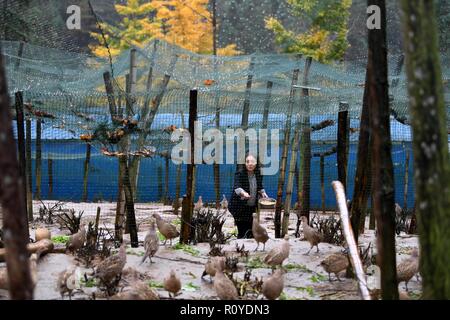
[228, 154, 269, 238]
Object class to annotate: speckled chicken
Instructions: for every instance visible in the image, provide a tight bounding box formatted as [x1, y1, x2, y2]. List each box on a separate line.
[262, 269, 284, 300]
[141, 220, 159, 264]
[397, 248, 419, 291]
[202, 256, 226, 282]
[57, 267, 77, 300]
[164, 270, 181, 298]
[66, 224, 86, 253]
[320, 253, 349, 281]
[194, 196, 203, 211]
[152, 213, 179, 246]
[95, 244, 127, 285]
[300, 216, 324, 254]
[252, 213, 269, 251]
[220, 195, 228, 211]
[213, 264, 238, 300]
[264, 235, 290, 268]
[111, 281, 159, 300]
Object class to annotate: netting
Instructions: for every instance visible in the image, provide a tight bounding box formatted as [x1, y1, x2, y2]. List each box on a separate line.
[1, 0, 449, 213]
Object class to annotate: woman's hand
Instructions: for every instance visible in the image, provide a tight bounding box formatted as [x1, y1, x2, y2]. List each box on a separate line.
[240, 191, 251, 200]
[260, 191, 269, 199]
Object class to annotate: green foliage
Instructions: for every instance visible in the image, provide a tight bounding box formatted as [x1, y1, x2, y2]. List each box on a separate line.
[309, 274, 327, 283]
[80, 277, 97, 288]
[265, 0, 352, 63]
[157, 231, 166, 242]
[296, 286, 316, 296]
[172, 243, 200, 256]
[284, 263, 313, 272]
[246, 257, 269, 269]
[182, 282, 200, 292]
[148, 280, 164, 288]
[51, 235, 70, 244]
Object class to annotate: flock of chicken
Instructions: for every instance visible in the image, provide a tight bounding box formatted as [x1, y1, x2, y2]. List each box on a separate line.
[57, 197, 420, 300]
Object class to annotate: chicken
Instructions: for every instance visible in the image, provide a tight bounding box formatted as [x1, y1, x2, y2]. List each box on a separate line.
[164, 270, 181, 298]
[66, 224, 86, 253]
[220, 195, 228, 211]
[152, 213, 180, 246]
[194, 196, 203, 212]
[252, 213, 269, 251]
[300, 216, 324, 254]
[202, 256, 226, 282]
[213, 264, 238, 300]
[141, 220, 159, 264]
[95, 244, 127, 285]
[57, 267, 77, 300]
[320, 253, 349, 281]
[397, 248, 419, 291]
[261, 269, 284, 300]
[264, 235, 290, 268]
[111, 281, 159, 300]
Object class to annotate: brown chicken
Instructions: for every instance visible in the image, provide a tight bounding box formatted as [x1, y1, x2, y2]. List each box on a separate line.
[202, 256, 226, 282]
[164, 270, 182, 298]
[397, 249, 419, 291]
[213, 264, 238, 300]
[66, 224, 86, 253]
[57, 267, 77, 300]
[261, 269, 284, 300]
[300, 216, 324, 254]
[320, 253, 349, 281]
[252, 213, 269, 251]
[111, 281, 159, 300]
[95, 244, 127, 285]
[264, 235, 290, 268]
[152, 213, 180, 246]
[141, 220, 159, 264]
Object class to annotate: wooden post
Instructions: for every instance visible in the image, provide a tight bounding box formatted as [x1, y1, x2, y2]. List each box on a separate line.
[0, 49, 34, 299]
[403, 148, 410, 210]
[47, 157, 53, 198]
[350, 69, 372, 241]
[103, 72, 117, 118]
[282, 58, 313, 236]
[164, 154, 169, 205]
[320, 155, 325, 214]
[262, 81, 273, 130]
[368, 0, 398, 300]
[82, 143, 91, 202]
[35, 119, 42, 200]
[274, 68, 300, 238]
[94, 206, 101, 243]
[121, 156, 138, 248]
[180, 90, 197, 244]
[25, 118, 33, 221]
[337, 102, 349, 191]
[15, 91, 27, 219]
[299, 58, 313, 223]
[157, 164, 163, 201]
[240, 58, 255, 131]
[174, 112, 185, 215]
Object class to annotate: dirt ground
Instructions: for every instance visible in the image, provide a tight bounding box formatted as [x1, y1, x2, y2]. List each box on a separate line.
[0, 200, 422, 300]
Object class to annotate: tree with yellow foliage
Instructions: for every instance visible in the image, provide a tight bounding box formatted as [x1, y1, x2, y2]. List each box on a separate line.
[149, 0, 240, 55]
[265, 0, 352, 63]
[90, 0, 159, 57]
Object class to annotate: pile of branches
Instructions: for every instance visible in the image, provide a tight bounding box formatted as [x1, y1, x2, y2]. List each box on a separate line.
[311, 214, 345, 246]
[190, 208, 232, 244]
[37, 200, 65, 224]
[395, 207, 416, 235]
[57, 209, 84, 234]
[77, 223, 114, 267]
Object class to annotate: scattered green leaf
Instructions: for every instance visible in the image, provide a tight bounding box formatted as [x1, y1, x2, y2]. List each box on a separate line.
[80, 277, 96, 288]
[172, 243, 200, 256]
[148, 281, 164, 289]
[246, 257, 269, 269]
[51, 235, 70, 244]
[126, 249, 144, 257]
[296, 286, 315, 296]
[309, 274, 327, 283]
[182, 282, 200, 291]
[172, 218, 181, 226]
[284, 263, 313, 273]
[157, 231, 166, 242]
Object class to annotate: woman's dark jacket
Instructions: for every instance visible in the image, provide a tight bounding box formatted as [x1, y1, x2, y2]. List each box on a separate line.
[228, 169, 264, 221]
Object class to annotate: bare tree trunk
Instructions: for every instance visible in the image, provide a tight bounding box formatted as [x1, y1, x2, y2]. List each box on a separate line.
[400, 0, 450, 299]
[14, 92, 27, 218]
[368, 0, 398, 300]
[82, 143, 91, 202]
[0, 51, 33, 300]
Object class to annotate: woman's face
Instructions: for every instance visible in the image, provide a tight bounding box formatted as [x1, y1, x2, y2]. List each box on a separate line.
[245, 155, 257, 173]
